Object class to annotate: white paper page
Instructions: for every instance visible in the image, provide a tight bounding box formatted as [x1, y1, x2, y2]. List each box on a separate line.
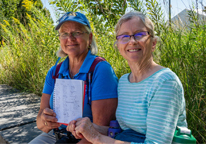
[53, 79, 83, 124]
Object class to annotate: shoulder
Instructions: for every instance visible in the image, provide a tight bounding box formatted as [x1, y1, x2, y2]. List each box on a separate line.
[153, 68, 182, 85]
[46, 65, 56, 77]
[92, 59, 118, 82]
[94, 59, 114, 73]
[119, 73, 129, 83]
[151, 68, 184, 99]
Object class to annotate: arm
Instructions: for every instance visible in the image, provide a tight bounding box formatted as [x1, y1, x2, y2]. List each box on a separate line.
[91, 98, 117, 126]
[144, 80, 183, 144]
[76, 99, 117, 143]
[91, 61, 118, 126]
[88, 80, 183, 144]
[36, 66, 61, 133]
[75, 118, 130, 144]
[93, 123, 109, 135]
[36, 93, 61, 133]
[77, 62, 118, 143]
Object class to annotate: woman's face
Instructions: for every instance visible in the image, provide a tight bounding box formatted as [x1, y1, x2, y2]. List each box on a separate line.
[59, 21, 92, 58]
[116, 17, 156, 63]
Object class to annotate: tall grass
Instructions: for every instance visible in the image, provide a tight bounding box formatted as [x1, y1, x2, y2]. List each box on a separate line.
[0, 2, 205, 144]
[0, 7, 59, 95]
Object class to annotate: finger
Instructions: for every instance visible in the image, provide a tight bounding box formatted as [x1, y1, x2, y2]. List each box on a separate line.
[45, 121, 61, 129]
[44, 114, 58, 123]
[67, 120, 76, 132]
[71, 130, 80, 139]
[43, 108, 56, 116]
[76, 132, 84, 139]
[76, 117, 90, 127]
[71, 124, 84, 139]
[76, 118, 83, 123]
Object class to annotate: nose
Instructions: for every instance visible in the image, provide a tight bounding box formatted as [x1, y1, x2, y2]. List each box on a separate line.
[128, 36, 137, 44]
[66, 34, 76, 40]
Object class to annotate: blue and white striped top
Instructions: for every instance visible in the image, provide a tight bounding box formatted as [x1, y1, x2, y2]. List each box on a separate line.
[116, 68, 187, 144]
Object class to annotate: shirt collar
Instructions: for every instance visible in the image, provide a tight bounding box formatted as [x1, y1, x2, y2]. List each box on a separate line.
[58, 50, 96, 77]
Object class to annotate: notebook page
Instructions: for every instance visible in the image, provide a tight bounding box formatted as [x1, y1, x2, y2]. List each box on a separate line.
[53, 79, 83, 124]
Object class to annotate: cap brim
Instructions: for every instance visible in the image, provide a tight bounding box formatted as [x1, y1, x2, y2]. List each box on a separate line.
[55, 19, 88, 30]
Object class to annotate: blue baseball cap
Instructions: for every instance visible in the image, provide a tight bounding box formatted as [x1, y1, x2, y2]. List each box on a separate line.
[55, 12, 91, 30]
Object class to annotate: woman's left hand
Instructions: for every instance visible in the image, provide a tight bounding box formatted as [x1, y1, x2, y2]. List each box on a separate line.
[74, 117, 100, 143]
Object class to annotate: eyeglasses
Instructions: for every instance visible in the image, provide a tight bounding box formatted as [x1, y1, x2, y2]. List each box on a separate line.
[116, 31, 152, 44]
[59, 31, 88, 39]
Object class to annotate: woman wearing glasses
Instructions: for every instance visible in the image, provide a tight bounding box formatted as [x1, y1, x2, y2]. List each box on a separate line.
[29, 12, 118, 144]
[66, 11, 187, 144]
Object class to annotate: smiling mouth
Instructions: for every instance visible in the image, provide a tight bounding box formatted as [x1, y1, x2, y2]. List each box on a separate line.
[128, 49, 141, 52]
[66, 44, 78, 47]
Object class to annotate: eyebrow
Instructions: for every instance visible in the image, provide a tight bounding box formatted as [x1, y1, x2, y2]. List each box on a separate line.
[118, 30, 147, 36]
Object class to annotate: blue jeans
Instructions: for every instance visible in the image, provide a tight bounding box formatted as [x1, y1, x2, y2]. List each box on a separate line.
[114, 129, 146, 143]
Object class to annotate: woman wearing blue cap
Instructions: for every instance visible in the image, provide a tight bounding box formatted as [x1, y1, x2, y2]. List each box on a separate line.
[29, 12, 118, 144]
[66, 11, 187, 144]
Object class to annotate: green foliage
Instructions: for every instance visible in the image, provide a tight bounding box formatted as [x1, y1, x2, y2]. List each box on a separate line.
[50, 0, 144, 33]
[145, 0, 165, 35]
[0, 0, 51, 45]
[0, 0, 205, 143]
[0, 3, 58, 95]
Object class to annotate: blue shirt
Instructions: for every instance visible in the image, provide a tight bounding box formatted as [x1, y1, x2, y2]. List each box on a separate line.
[43, 50, 118, 128]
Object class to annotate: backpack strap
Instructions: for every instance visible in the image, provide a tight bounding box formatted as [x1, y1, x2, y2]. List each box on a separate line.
[52, 57, 62, 80]
[87, 56, 106, 105]
[88, 56, 106, 78]
[89, 57, 106, 73]
[52, 62, 63, 80]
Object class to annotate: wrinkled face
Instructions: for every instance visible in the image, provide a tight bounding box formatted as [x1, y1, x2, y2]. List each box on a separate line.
[116, 17, 156, 63]
[59, 21, 92, 58]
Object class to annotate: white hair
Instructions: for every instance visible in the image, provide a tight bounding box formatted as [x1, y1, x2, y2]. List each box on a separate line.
[115, 11, 159, 42]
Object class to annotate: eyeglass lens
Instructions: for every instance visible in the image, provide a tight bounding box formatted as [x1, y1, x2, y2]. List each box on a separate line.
[117, 32, 149, 44]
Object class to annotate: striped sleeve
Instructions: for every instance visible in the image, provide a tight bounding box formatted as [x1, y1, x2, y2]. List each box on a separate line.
[132, 80, 182, 144]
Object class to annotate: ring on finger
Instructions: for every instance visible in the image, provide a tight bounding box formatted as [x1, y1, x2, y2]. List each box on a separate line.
[44, 121, 47, 126]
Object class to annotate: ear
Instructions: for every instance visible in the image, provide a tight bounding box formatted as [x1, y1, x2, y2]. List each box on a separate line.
[151, 38, 157, 52]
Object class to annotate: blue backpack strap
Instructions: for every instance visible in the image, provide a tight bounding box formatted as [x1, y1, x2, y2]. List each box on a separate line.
[87, 56, 106, 104]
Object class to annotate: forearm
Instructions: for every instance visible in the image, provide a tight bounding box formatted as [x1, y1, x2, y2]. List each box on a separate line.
[94, 133, 130, 144]
[78, 138, 92, 144]
[93, 123, 109, 135]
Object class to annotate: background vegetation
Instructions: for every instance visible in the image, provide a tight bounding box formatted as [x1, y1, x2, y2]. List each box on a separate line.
[0, 0, 205, 143]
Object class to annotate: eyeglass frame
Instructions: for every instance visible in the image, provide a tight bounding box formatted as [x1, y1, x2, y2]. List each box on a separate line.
[58, 31, 89, 40]
[116, 31, 153, 44]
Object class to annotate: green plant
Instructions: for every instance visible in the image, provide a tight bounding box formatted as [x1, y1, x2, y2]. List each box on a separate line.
[0, 3, 58, 95]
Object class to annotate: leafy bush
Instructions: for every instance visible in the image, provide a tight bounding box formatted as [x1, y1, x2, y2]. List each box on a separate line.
[0, 5, 59, 95]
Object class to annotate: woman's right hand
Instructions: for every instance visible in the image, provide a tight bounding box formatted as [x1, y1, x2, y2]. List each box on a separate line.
[66, 120, 84, 139]
[41, 107, 61, 130]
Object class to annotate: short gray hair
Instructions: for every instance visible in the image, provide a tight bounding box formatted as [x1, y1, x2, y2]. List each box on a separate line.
[115, 11, 155, 38]
[56, 25, 98, 57]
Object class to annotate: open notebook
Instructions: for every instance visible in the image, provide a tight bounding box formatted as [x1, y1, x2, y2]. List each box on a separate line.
[53, 79, 85, 125]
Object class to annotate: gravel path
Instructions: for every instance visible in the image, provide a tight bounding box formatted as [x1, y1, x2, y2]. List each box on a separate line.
[0, 84, 42, 143]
